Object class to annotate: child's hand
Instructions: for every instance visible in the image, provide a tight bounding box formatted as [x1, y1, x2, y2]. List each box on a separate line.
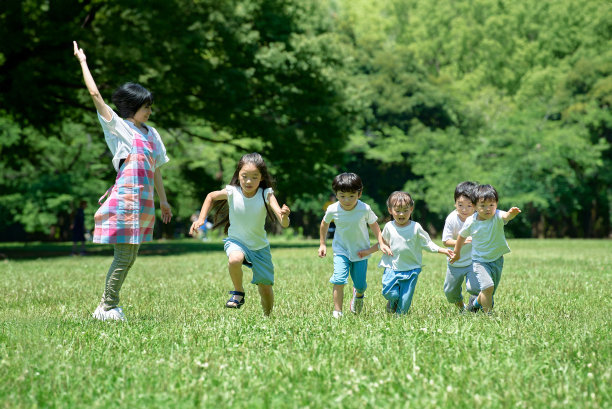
[449, 251, 460, 264]
[443, 248, 455, 259]
[73, 41, 86, 63]
[508, 207, 521, 216]
[380, 243, 393, 256]
[465, 236, 472, 244]
[160, 201, 173, 224]
[280, 204, 291, 217]
[357, 249, 369, 259]
[189, 219, 204, 236]
[318, 244, 327, 258]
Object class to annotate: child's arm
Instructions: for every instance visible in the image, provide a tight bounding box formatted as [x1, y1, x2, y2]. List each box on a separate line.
[369, 222, 392, 256]
[449, 235, 467, 264]
[357, 243, 379, 259]
[267, 193, 290, 228]
[73, 41, 111, 121]
[500, 207, 522, 223]
[154, 168, 172, 224]
[189, 189, 228, 236]
[443, 237, 471, 247]
[438, 247, 455, 259]
[318, 220, 329, 257]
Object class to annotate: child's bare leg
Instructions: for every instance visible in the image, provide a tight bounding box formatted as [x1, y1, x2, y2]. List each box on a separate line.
[258, 284, 274, 316]
[333, 284, 344, 312]
[477, 286, 494, 312]
[227, 252, 245, 304]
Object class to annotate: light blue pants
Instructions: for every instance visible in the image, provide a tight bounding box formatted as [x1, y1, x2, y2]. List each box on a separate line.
[382, 268, 421, 315]
[224, 238, 275, 285]
[329, 255, 368, 293]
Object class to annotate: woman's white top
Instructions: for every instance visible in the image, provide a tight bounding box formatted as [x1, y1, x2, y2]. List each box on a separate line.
[97, 105, 169, 171]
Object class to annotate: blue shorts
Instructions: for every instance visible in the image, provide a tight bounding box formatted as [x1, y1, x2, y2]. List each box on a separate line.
[382, 268, 421, 314]
[223, 238, 274, 286]
[329, 255, 368, 293]
[472, 257, 504, 293]
[443, 263, 478, 303]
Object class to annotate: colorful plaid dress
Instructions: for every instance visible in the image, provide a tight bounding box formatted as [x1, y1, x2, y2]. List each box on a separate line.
[93, 126, 157, 244]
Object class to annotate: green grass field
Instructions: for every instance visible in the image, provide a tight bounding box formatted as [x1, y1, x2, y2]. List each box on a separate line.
[1, 239, 610, 408]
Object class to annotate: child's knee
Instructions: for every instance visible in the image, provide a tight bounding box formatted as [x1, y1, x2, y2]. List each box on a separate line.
[228, 251, 245, 266]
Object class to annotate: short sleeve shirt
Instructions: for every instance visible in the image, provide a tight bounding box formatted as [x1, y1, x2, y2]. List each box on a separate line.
[379, 221, 440, 271]
[97, 105, 169, 171]
[227, 185, 274, 250]
[323, 201, 378, 262]
[442, 210, 473, 267]
[459, 209, 510, 262]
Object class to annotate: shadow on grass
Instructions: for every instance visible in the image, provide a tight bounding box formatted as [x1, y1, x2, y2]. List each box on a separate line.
[0, 239, 318, 259]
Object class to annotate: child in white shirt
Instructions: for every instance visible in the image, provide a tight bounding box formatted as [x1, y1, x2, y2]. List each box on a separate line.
[190, 153, 290, 316]
[450, 184, 521, 313]
[442, 181, 479, 312]
[318, 173, 389, 318]
[359, 192, 453, 315]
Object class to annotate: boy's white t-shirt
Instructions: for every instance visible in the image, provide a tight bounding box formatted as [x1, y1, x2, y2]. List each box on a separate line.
[226, 185, 274, 250]
[323, 200, 378, 262]
[442, 210, 473, 267]
[379, 221, 440, 271]
[97, 105, 169, 171]
[459, 209, 510, 262]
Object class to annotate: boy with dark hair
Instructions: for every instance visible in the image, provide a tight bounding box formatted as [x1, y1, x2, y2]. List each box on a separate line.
[318, 173, 390, 317]
[450, 184, 521, 313]
[442, 181, 479, 311]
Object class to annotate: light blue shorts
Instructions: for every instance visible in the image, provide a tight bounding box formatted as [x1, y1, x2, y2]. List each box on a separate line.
[223, 238, 274, 286]
[382, 268, 421, 314]
[329, 255, 368, 293]
[472, 257, 504, 293]
[443, 263, 479, 303]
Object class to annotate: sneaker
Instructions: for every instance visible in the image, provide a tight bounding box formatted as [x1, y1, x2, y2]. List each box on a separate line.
[92, 306, 127, 322]
[466, 295, 480, 313]
[386, 300, 397, 314]
[350, 288, 364, 314]
[332, 310, 343, 318]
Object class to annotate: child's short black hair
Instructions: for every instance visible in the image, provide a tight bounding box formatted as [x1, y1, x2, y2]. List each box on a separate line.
[332, 172, 363, 193]
[111, 82, 153, 119]
[454, 181, 477, 201]
[472, 184, 499, 204]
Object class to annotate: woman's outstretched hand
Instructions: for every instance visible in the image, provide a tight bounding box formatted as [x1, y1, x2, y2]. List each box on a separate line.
[73, 41, 86, 63]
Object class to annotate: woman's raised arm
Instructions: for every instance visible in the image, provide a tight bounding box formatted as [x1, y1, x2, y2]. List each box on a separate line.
[73, 41, 111, 121]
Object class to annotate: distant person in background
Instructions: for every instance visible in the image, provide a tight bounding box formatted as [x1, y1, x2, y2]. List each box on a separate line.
[74, 41, 173, 322]
[450, 184, 521, 314]
[323, 193, 336, 238]
[71, 200, 87, 255]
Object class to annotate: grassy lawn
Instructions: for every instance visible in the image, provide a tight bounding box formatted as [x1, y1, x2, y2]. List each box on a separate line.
[0, 239, 610, 408]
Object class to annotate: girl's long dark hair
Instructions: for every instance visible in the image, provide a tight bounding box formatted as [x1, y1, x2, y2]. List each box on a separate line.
[212, 153, 277, 234]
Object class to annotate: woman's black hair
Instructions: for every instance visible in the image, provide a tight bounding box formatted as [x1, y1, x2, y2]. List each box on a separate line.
[211, 153, 277, 234]
[111, 82, 153, 119]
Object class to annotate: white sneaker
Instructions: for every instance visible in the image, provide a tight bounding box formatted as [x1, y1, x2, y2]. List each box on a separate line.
[332, 310, 343, 318]
[92, 306, 127, 322]
[350, 289, 364, 314]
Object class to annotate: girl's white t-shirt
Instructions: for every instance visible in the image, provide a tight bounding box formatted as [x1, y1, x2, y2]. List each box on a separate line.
[379, 221, 440, 271]
[323, 200, 378, 262]
[442, 210, 473, 267]
[97, 105, 169, 171]
[227, 185, 273, 250]
[459, 209, 510, 262]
